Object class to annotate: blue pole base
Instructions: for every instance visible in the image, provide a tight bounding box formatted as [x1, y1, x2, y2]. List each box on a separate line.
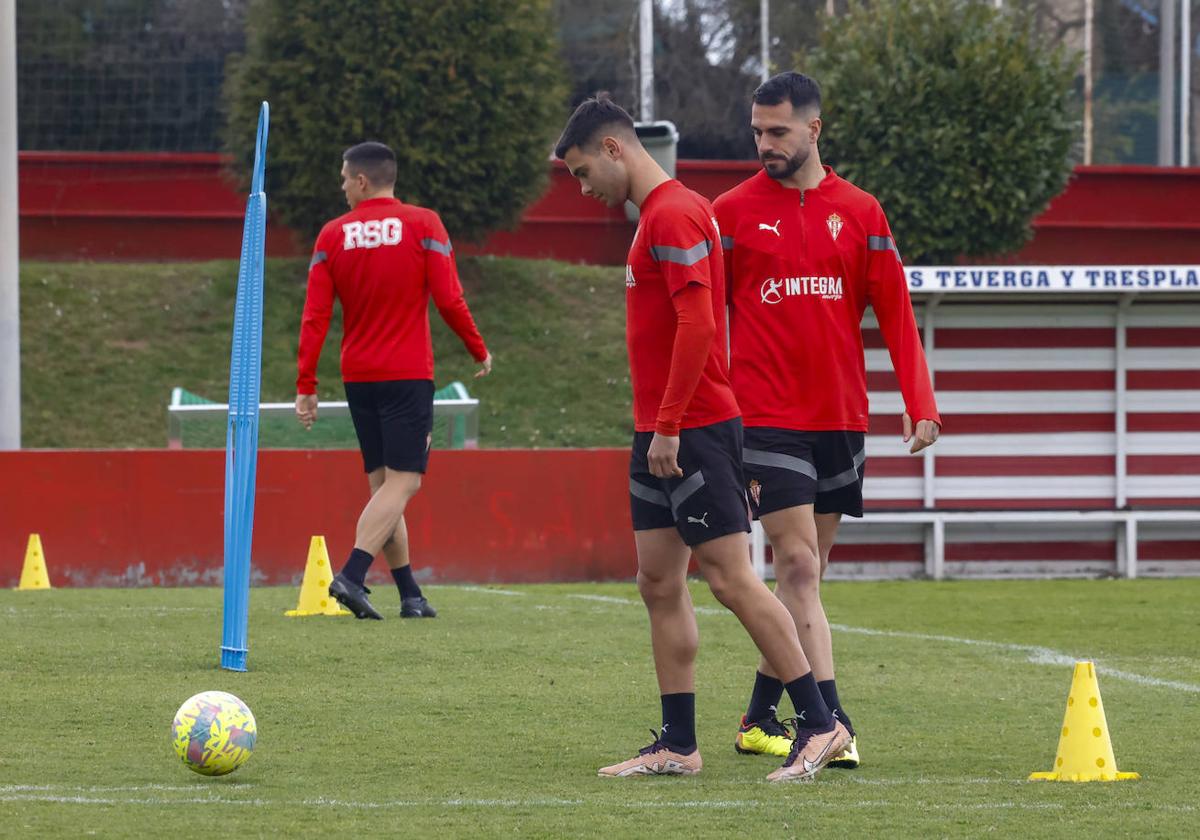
[220, 647, 248, 672]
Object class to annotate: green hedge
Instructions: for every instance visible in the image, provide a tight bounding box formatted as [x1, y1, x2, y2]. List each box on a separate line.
[223, 0, 567, 242]
[803, 0, 1078, 264]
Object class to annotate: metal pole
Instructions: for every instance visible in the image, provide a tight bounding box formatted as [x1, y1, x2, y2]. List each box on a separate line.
[639, 0, 653, 122]
[0, 0, 20, 450]
[760, 0, 770, 83]
[1160, 0, 1178, 165]
[1083, 0, 1094, 165]
[1114, 296, 1130, 508]
[921, 297, 940, 510]
[1182, 0, 1192, 166]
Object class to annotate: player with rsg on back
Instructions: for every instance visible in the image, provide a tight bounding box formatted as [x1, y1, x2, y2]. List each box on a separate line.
[295, 141, 492, 621]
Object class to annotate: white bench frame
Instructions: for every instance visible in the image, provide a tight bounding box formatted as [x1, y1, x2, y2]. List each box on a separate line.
[750, 509, 1200, 581]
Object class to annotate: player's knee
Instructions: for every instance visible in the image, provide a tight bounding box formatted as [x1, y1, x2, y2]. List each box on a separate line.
[700, 562, 750, 610]
[637, 568, 684, 605]
[385, 470, 422, 498]
[773, 543, 821, 595]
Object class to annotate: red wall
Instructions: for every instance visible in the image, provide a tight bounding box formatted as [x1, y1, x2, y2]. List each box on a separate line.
[18, 152, 1200, 264]
[0, 449, 638, 587]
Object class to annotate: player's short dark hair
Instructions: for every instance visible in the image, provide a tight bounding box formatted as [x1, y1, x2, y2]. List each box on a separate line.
[753, 71, 822, 114]
[343, 141, 397, 187]
[554, 95, 638, 160]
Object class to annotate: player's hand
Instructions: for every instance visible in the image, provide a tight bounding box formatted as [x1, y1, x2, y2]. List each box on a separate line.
[475, 351, 493, 378]
[902, 412, 939, 454]
[295, 393, 318, 430]
[648, 432, 684, 478]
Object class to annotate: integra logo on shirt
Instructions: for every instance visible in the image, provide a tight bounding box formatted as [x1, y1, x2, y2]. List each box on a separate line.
[759, 276, 844, 304]
[626, 265, 637, 288]
[343, 218, 402, 250]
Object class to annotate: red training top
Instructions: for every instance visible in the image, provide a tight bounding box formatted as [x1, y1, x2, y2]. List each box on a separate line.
[296, 197, 487, 394]
[714, 168, 939, 431]
[626, 180, 741, 436]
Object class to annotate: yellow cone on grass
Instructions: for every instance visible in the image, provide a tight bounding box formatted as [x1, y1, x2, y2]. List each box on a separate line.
[284, 536, 349, 617]
[1029, 661, 1139, 782]
[15, 534, 52, 590]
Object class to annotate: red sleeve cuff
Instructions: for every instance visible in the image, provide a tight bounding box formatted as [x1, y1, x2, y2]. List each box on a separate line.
[654, 420, 681, 437]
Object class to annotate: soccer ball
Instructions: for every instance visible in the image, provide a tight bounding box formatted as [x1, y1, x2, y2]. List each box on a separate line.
[171, 690, 257, 776]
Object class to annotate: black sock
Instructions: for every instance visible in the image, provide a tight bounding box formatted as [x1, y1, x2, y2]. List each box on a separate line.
[341, 547, 374, 586]
[659, 693, 697, 753]
[745, 671, 786, 723]
[818, 679, 854, 735]
[784, 672, 832, 730]
[391, 565, 423, 600]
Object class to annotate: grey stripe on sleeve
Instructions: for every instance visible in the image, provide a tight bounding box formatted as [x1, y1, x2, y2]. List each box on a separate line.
[868, 235, 900, 260]
[421, 237, 453, 257]
[649, 239, 713, 266]
[720, 235, 735, 251]
[309, 250, 327, 269]
[743, 448, 818, 480]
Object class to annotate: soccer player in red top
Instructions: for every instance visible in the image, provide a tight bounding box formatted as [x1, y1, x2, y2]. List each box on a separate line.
[714, 72, 941, 768]
[295, 141, 492, 620]
[556, 97, 849, 782]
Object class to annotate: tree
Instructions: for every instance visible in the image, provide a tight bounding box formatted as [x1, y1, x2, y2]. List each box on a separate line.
[553, 0, 830, 160]
[224, 0, 566, 242]
[803, 0, 1079, 263]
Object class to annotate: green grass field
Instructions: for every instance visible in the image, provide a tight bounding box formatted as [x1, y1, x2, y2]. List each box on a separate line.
[3, 580, 1197, 838]
[19, 256, 630, 449]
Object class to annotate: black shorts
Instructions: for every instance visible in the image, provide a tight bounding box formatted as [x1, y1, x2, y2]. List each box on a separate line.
[629, 417, 751, 547]
[743, 428, 866, 519]
[344, 379, 435, 474]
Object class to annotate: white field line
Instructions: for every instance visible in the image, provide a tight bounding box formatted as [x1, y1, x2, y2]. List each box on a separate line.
[445, 586, 526, 597]
[0, 784, 250, 793]
[566, 593, 726, 616]
[2, 789, 1193, 813]
[828, 623, 1200, 694]
[543, 592, 1200, 694]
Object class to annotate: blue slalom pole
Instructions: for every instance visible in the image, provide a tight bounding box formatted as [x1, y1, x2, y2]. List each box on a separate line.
[221, 102, 269, 672]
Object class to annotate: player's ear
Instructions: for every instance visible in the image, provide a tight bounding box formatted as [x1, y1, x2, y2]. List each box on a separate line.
[601, 135, 622, 160]
[809, 116, 822, 145]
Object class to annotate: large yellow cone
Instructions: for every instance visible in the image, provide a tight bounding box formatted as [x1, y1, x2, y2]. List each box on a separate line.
[1029, 661, 1139, 782]
[284, 536, 349, 617]
[15, 534, 52, 590]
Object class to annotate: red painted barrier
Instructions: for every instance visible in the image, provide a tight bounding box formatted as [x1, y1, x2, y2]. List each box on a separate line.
[0, 449, 637, 587]
[19, 153, 1200, 264]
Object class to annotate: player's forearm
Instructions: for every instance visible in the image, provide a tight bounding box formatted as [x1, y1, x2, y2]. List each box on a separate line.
[295, 313, 331, 394]
[880, 320, 940, 424]
[436, 298, 488, 361]
[656, 285, 717, 436]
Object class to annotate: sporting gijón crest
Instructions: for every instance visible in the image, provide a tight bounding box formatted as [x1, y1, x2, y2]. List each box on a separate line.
[826, 213, 844, 241]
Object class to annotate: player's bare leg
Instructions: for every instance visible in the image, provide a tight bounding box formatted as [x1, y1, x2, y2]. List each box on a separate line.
[330, 467, 422, 620]
[693, 531, 811, 681]
[748, 506, 859, 767]
[355, 467, 421, 554]
[599, 527, 702, 776]
[756, 505, 833, 681]
[695, 530, 849, 780]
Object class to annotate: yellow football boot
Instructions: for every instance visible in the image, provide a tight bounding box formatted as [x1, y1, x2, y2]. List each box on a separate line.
[734, 714, 794, 758]
[828, 734, 860, 769]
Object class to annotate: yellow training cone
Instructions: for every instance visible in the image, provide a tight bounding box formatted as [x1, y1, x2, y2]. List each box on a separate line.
[15, 534, 52, 590]
[285, 536, 350, 617]
[1029, 661, 1139, 782]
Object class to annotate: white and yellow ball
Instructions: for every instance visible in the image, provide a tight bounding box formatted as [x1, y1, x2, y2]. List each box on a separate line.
[171, 690, 257, 776]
